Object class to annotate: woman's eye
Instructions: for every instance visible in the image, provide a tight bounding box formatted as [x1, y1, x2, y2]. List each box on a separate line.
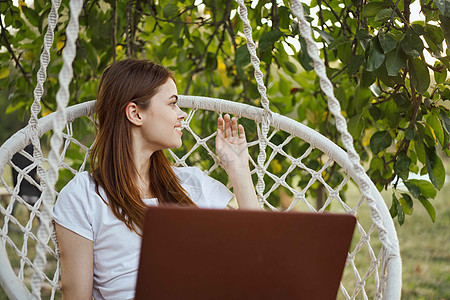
[171, 102, 178, 107]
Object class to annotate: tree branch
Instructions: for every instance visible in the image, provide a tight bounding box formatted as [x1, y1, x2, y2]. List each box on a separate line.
[184, 24, 222, 94]
[0, 21, 31, 85]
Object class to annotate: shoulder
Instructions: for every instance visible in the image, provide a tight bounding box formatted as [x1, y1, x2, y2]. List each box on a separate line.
[60, 171, 93, 192]
[55, 171, 98, 207]
[172, 166, 233, 209]
[172, 166, 205, 183]
[53, 171, 99, 241]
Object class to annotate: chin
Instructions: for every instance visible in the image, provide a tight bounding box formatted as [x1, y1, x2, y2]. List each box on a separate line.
[170, 140, 183, 149]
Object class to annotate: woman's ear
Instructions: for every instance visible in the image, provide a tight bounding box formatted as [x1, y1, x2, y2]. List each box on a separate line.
[125, 102, 143, 126]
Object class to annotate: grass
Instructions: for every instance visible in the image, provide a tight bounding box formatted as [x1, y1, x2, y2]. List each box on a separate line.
[1, 169, 449, 299]
[392, 182, 450, 299]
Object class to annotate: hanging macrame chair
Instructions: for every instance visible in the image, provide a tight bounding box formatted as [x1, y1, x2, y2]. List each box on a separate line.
[0, 0, 401, 299]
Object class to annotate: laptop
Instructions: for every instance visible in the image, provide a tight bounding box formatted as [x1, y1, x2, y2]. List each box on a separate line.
[135, 206, 356, 300]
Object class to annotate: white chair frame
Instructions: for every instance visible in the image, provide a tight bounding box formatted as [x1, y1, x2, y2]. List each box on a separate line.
[0, 96, 401, 299]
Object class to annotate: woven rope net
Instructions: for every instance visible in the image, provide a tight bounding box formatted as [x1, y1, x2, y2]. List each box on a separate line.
[0, 0, 401, 299]
[2, 99, 397, 299]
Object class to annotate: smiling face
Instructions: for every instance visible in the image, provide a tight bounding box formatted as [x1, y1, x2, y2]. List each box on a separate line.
[133, 78, 187, 153]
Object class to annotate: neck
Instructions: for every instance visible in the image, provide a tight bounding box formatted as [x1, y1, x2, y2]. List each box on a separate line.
[131, 133, 155, 197]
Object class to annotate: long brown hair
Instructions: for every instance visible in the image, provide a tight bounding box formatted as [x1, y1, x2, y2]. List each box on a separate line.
[90, 59, 196, 235]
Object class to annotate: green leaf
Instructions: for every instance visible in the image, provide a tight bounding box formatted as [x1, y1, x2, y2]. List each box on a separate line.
[260, 30, 283, 52]
[298, 36, 314, 71]
[163, 4, 178, 18]
[347, 55, 364, 75]
[22, 7, 39, 27]
[408, 57, 430, 94]
[404, 181, 421, 198]
[353, 85, 372, 109]
[437, 56, 450, 71]
[389, 194, 398, 218]
[385, 47, 406, 76]
[425, 145, 445, 189]
[356, 29, 373, 51]
[377, 62, 403, 87]
[414, 129, 427, 164]
[369, 105, 381, 121]
[393, 194, 405, 224]
[435, 0, 450, 17]
[362, 2, 391, 17]
[418, 196, 436, 222]
[375, 8, 393, 22]
[400, 29, 424, 58]
[328, 36, 350, 49]
[405, 128, 415, 140]
[370, 156, 384, 172]
[393, 93, 410, 111]
[440, 111, 450, 134]
[378, 32, 397, 53]
[366, 39, 385, 72]
[440, 15, 450, 49]
[314, 29, 334, 45]
[394, 152, 411, 180]
[337, 43, 353, 64]
[5, 101, 26, 114]
[284, 61, 297, 74]
[427, 112, 444, 146]
[370, 131, 392, 154]
[434, 63, 447, 84]
[14, 19, 22, 28]
[412, 23, 426, 36]
[348, 114, 365, 139]
[176, 51, 189, 73]
[425, 24, 444, 46]
[400, 193, 414, 215]
[423, 35, 443, 57]
[235, 45, 250, 67]
[407, 178, 437, 198]
[278, 6, 291, 30]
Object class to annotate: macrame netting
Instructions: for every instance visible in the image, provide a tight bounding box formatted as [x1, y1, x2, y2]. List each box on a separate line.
[0, 0, 401, 299]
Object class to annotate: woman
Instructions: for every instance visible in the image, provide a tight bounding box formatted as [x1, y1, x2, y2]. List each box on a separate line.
[53, 59, 259, 300]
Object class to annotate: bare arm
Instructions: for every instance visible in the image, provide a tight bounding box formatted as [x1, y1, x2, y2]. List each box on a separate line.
[55, 223, 94, 300]
[216, 114, 260, 210]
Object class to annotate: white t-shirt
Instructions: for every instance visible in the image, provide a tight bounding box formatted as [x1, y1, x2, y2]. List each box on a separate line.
[53, 166, 233, 300]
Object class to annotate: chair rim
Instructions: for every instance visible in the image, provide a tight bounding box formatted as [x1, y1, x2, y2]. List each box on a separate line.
[0, 96, 401, 299]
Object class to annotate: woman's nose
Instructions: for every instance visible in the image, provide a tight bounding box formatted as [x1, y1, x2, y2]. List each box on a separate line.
[177, 107, 187, 120]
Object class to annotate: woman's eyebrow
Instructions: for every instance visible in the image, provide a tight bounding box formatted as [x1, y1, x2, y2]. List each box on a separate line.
[170, 95, 179, 101]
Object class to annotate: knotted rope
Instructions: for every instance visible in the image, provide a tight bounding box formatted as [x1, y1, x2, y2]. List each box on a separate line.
[235, 0, 274, 209]
[289, 0, 394, 253]
[31, 0, 83, 297]
[289, 1, 400, 297]
[28, 0, 62, 298]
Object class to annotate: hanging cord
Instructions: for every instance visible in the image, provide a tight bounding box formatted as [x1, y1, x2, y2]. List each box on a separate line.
[235, 0, 273, 208]
[28, 0, 61, 150]
[26, 0, 62, 297]
[30, 0, 83, 298]
[289, 0, 396, 263]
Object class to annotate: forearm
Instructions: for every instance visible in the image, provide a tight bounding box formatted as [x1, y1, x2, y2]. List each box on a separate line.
[227, 167, 260, 210]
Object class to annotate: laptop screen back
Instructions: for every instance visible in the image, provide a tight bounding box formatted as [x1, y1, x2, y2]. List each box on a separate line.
[136, 207, 356, 300]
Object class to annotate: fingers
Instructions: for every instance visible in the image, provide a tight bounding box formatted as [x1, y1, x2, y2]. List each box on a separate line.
[217, 115, 224, 135]
[224, 114, 232, 138]
[238, 124, 245, 139]
[218, 114, 245, 139]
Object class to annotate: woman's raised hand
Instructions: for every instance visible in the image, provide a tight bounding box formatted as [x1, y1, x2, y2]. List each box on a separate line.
[216, 114, 250, 173]
[216, 114, 259, 210]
